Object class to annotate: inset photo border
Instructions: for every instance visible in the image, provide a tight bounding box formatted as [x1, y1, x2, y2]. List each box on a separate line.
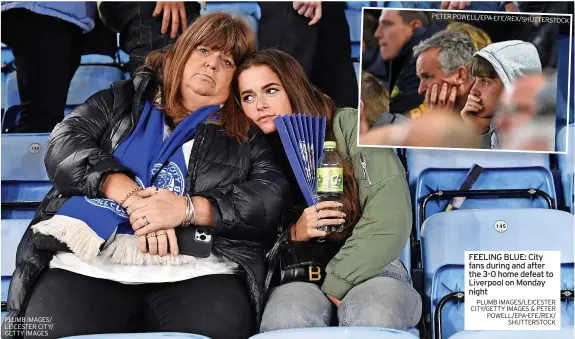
[357, 7, 572, 155]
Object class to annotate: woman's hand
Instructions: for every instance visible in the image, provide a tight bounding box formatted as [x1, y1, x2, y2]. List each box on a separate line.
[138, 228, 179, 256]
[291, 201, 345, 241]
[127, 187, 187, 236]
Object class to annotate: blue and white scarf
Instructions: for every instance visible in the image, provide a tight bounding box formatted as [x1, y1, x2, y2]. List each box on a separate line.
[32, 102, 220, 265]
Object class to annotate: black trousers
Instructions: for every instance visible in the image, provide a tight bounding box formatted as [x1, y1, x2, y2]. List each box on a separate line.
[99, 2, 201, 75]
[23, 269, 254, 339]
[258, 2, 359, 109]
[1, 9, 82, 133]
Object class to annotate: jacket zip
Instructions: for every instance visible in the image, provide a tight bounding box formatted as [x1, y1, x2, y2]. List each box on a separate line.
[358, 152, 372, 185]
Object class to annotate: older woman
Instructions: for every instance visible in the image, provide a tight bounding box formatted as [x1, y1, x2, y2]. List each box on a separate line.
[2, 13, 288, 339]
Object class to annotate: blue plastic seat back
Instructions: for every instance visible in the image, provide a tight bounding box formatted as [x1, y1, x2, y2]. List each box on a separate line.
[406, 149, 551, 193]
[556, 34, 573, 125]
[421, 209, 574, 339]
[415, 166, 557, 238]
[2, 65, 124, 129]
[1, 134, 52, 219]
[430, 264, 573, 339]
[1, 219, 29, 276]
[557, 124, 574, 212]
[201, 2, 260, 38]
[249, 327, 419, 338]
[346, 8, 362, 59]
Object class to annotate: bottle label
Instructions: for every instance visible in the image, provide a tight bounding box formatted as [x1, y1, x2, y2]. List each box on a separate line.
[317, 167, 343, 193]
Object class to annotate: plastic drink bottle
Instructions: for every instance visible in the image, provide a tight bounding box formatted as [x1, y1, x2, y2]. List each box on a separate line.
[316, 141, 344, 232]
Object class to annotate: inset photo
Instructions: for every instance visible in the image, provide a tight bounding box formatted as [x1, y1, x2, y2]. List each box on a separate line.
[359, 8, 572, 154]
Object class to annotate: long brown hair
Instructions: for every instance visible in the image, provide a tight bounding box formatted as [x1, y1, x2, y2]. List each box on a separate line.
[143, 12, 256, 139]
[225, 49, 361, 241]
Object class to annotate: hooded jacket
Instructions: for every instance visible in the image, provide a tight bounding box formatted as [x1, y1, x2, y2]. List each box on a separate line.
[475, 40, 543, 149]
[475, 40, 542, 91]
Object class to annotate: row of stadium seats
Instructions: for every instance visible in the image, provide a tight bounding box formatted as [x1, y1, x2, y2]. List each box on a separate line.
[0, 2, 362, 130]
[2, 126, 574, 338]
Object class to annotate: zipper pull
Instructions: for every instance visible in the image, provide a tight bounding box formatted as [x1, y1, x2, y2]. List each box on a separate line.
[358, 152, 372, 185]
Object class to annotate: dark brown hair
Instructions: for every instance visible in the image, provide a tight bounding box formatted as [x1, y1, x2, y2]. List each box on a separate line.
[470, 55, 498, 78]
[143, 12, 256, 139]
[225, 49, 361, 241]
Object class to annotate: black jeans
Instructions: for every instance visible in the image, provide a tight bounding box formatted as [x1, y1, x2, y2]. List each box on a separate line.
[99, 2, 201, 75]
[1, 9, 82, 133]
[22, 269, 254, 339]
[258, 2, 359, 108]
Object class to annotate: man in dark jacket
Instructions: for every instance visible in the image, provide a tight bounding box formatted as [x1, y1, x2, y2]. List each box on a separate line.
[374, 9, 443, 115]
[1, 13, 288, 339]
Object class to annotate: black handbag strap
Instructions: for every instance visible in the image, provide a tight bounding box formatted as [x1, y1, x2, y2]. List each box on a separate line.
[263, 227, 291, 296]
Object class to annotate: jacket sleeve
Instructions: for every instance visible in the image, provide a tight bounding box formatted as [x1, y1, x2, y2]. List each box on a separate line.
[44, 86, 134, 198]
[321, 108, 412, 300]
[196, 128, 290, 241]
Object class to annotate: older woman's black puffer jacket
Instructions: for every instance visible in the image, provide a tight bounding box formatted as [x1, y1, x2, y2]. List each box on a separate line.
[1, 72, 289, 338]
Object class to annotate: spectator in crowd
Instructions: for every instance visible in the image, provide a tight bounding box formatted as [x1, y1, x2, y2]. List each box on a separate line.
[98, 1, 201, 75]
[384, 1, 518, 42]
[444, 22, 492, 52]
[374, 9, 443, 115]
[1, 1, 97, 133]
[361, 71, 408, 131]
[496, 73, 556, 151]
[462, 40, 543, 149]
[257, 1, 358, 108]
[231, 48, 420, 331]
[2, 13, 288, 339]
[411, 31, 476, 119]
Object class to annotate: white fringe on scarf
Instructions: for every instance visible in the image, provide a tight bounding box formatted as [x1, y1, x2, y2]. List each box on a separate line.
[32, 215, 104, 263]
[32, 216, 195, 265]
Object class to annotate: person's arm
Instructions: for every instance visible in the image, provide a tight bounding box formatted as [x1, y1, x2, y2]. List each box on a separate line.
[194, 127, 290, 240]
[321, 108, 412, 300]
[44, 86, 135, 198]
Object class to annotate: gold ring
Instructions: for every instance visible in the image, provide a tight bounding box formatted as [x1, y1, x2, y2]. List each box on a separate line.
[146, 233, 156, 239]
[156, 231, 166, 236]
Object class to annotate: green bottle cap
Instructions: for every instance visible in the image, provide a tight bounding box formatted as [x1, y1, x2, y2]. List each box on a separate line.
[324, 141, 336, 149]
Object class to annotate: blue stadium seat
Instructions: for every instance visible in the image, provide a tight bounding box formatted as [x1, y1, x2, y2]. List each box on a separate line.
[1, 44, 14, 67]
[1, 133, 52, 219]
[63, 334, 209, 339]
[249, 327, 419, 338]
[421, 209, 574, 339]
[346, 2, 370, 10]
[405, 149, 551, 193]
[557, 124, 574, 213]
[201, 2, 260, 39]
[414, 166, 557, 238]
[345, 9, 362, 60]
[448, 326, 574, 339]
[2, 65, 124, 130]
[556, 34, 573, 125]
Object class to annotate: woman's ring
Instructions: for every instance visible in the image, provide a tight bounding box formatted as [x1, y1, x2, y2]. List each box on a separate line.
[142, 215, 150, 226]
[314, 219, 319, 229]
[146, 233, 156, 239]
[317, 210, 322, 220]
[314, 203, 319, 212]
[156, 231, 166, 236]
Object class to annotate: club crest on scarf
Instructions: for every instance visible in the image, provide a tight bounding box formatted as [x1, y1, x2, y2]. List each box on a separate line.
[32, 102, 221, 265]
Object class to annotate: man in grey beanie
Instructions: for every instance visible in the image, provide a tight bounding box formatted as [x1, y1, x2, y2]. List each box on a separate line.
[461, 40, 543, 149]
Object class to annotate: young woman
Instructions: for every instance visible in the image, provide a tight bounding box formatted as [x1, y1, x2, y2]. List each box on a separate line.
[2, 13, 288, 339]
[227, 49, 422, 331]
